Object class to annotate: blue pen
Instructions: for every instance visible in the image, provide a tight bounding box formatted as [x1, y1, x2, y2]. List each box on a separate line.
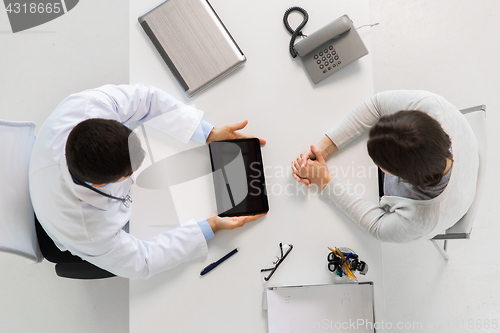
[200, 248, 239, 276]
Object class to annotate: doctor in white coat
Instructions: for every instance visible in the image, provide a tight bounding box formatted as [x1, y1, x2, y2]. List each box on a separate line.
[29, 84, 266, 279]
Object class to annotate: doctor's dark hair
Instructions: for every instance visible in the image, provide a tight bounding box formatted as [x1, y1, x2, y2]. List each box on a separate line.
[65, 119, 146, 184]
[367, 110, 453, 188]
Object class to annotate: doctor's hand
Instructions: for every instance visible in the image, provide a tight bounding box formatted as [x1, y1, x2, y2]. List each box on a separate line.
[206, 120, 266, 145]
[292, 145, 333, 190]
[207, 213, 267, 233]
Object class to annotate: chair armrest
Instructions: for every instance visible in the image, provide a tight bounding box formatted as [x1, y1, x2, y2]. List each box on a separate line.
[55, 262, 116, 279]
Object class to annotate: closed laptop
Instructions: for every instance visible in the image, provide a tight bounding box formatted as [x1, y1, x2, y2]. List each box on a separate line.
[139, 0, 246, 97]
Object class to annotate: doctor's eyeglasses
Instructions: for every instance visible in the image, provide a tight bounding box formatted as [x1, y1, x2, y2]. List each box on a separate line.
[261, 243, 293, 281]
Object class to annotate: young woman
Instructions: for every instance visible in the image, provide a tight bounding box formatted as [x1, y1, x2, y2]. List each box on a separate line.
[292, 90, 479, 243]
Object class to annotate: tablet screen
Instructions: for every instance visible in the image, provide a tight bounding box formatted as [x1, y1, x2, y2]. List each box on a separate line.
[209, 138, 268, 217]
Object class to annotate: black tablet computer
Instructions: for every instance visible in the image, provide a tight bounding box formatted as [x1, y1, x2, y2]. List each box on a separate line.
[208, 138, 268, 217]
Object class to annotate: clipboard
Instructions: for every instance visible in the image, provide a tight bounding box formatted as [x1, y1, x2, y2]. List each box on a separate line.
[264, 282, 376, 333]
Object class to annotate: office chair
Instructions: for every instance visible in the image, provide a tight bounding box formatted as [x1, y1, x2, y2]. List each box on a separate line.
[0, 120, 115, 279]
[430, 105, 487, 260]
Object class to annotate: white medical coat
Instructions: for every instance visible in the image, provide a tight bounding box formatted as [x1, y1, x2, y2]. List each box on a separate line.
[29, 84, 209, 279]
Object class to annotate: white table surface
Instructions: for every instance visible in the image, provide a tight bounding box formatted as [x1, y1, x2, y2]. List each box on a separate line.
[129, 0, 384, 332]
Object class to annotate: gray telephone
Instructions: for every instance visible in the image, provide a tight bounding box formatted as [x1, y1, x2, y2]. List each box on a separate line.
[284, 7, 368, 84]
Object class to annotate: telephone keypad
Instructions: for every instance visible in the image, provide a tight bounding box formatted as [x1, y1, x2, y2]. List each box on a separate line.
[313, 45, 341, 74]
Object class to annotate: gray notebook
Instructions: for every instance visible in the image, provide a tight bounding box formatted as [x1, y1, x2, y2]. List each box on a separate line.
[139, 0, 246, 97]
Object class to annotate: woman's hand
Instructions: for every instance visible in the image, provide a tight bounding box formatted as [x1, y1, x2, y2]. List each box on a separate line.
[292, 149, 315, 187]
[293, 142, 327, 187]
[292, 145, 333, 189]
[206, 120, 266, 145]
[292, 137, 338, 188]
[207, 213, 267, 233]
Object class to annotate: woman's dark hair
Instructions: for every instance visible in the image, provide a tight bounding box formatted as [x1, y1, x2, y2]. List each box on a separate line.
[367, 110, 453, 188]
[65, 119, 146, 184]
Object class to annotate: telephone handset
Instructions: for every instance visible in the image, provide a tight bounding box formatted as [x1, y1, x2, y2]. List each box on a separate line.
[293, 16, 351, 56]
[284, 7, 368, 84]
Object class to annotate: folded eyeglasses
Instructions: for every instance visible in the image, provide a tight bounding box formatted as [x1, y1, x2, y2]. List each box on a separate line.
[261, 243, 293, 281]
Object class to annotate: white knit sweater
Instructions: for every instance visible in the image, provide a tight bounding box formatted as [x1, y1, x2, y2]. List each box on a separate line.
[319, 90, 479, 243]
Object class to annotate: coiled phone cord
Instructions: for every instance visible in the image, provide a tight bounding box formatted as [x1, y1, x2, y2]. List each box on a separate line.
[283, 6, 309, 58]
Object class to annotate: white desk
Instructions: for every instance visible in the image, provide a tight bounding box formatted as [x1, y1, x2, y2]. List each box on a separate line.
[129, 0, 384, 332]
